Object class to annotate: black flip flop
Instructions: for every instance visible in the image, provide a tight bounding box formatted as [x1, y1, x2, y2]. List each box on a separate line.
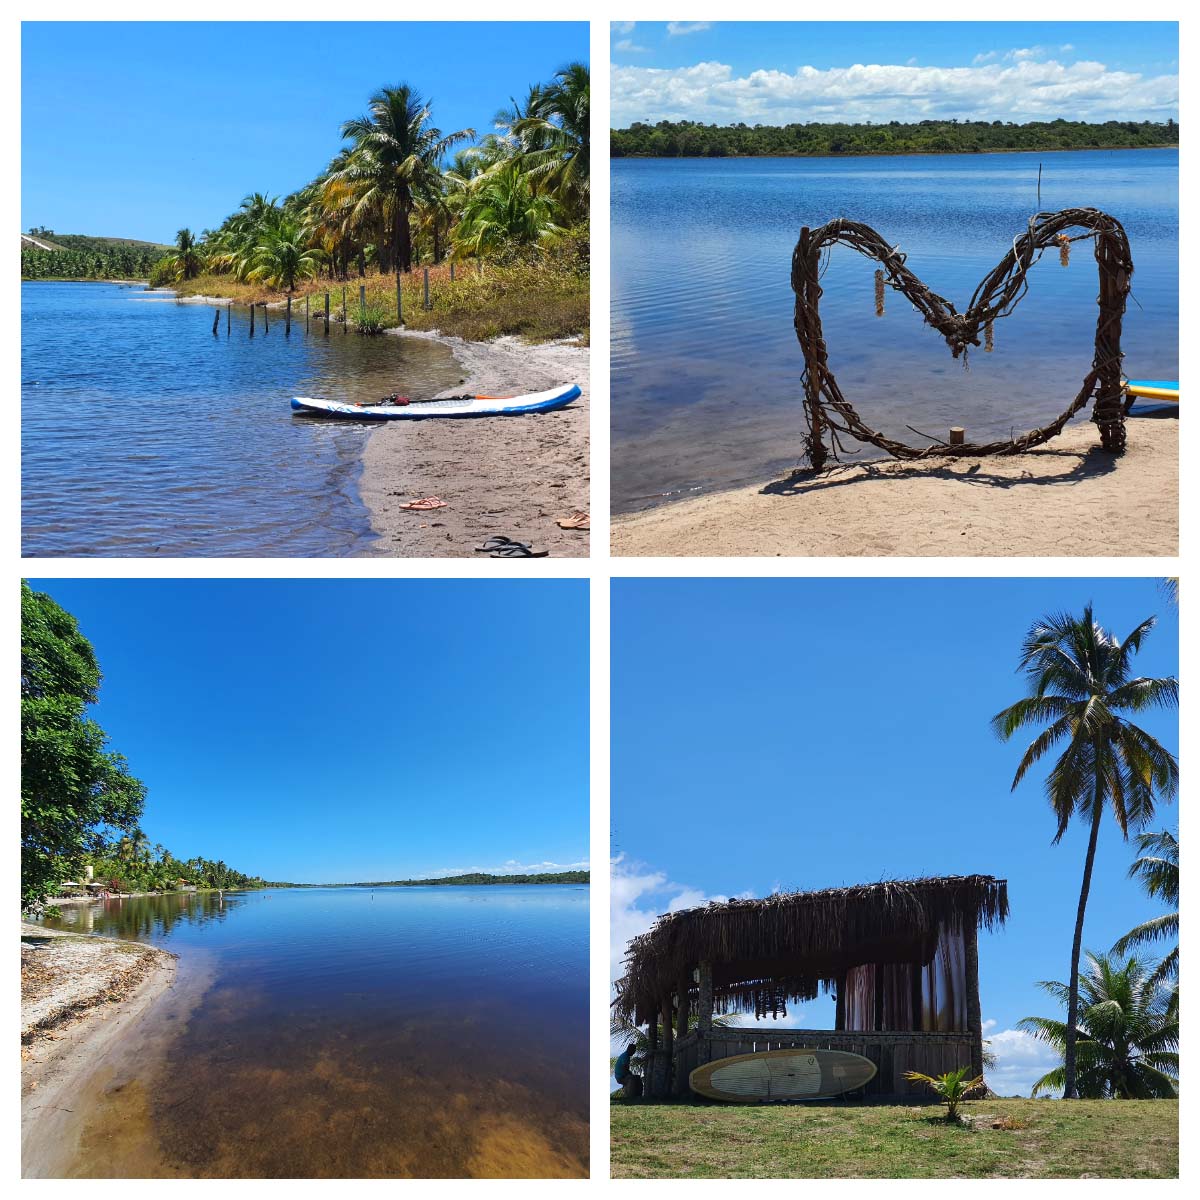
[490, 543, 549, 558]
[475, 536, 515, 552]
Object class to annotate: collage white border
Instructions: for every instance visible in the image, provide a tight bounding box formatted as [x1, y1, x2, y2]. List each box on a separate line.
[6, 2, 1191, 1192]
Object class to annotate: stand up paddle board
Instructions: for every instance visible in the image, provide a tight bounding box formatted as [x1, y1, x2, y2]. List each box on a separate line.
[690, 1048, 878, 1103]
[291, 384, 580, 421]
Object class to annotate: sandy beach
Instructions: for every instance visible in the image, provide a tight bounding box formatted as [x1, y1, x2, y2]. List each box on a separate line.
[359, 332, 590, 557]
[612, 417, 1177, 558]
[22, 923, 177, 1177]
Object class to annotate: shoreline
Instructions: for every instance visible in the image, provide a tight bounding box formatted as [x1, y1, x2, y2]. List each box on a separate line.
[22, 925, 178, 1178]
[612, 417, 1177, 557]
[358, 330, 590, 557]
[610, 143, 1179, 161]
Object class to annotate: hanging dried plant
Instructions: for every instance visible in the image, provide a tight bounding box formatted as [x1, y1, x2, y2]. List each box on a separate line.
[874, 268, 885, 317]
[1057, 232, 1071, 267]
[985, 319, 994, 353]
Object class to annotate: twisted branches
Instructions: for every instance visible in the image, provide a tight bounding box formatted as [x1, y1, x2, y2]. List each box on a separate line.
[792, 208, 1133, 468]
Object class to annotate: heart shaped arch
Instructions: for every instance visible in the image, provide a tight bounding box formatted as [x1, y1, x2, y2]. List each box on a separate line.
[791, 208, 1133, 469]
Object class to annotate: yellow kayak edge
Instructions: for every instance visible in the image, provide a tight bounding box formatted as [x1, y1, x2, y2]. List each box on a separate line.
[1125, 384, 1179, 403]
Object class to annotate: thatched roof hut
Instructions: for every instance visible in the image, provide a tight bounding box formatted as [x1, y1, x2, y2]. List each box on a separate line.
[616, 876, 1008, 1098]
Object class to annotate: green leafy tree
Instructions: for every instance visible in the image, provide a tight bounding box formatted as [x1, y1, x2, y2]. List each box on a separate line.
[514, 62, 589, 221]
[246, 219, 325, 292]
[903, 1066, 985, 1121]
[21, 582, 146, 910]
[992, 605, 1178, 1098]
[1112, 830, 1178, 990]
[333, 84, 474, 275]
[161, 228, 204, 282]
[1018, 952, 1178, 1098]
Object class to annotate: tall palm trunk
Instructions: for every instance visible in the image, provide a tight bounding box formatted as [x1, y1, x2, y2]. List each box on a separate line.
[394, 195, 413, 274]
[1065, 785, 1104, 1098]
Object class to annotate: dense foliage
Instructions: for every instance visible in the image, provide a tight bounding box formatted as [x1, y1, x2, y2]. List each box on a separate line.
[21, 238, 169, 280]
[86, 835, 266, 894]
[149, 64, 589, 295]
[275, 871, 589, 887]
[610, 118, 1179, 158]
[20, 582, 146, 910]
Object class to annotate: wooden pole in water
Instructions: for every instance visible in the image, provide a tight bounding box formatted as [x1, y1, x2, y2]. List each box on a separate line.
[249, 302, 255, 336]
[212, 308, 220, 335]
[305, 294, 310, 334]
[342, 286, 347, 334]
[324, 292, 330, 335]
[285, 294, 292, 335]
[261, 304, 268, 334]
[359, 284, 366, 324]
[949, 427, 965, 446]
[423, 267, 430, 311]
[396, 271, 403, 325]
[226, 303, 231, 335]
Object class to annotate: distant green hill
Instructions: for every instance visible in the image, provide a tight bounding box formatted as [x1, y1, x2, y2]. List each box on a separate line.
[21, 232, 171, 280]
[24, 232, 172, 253]
[270, 870, 590, 887]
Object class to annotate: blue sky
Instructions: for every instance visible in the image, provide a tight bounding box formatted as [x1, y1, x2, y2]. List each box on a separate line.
[21, 22, 588, 243]
[611, 21, 1179, 127]
[611, 577, 1178, 1096]
[27, 578, 589, 884]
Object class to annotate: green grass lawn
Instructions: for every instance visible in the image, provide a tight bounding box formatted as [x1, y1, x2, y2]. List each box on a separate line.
[610, 1098, 1178, 1178]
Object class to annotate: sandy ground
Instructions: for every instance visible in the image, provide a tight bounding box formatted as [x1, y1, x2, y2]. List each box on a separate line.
[359, 333, 590, 557]
[22, 925, 177, 1177]
[612, 417, 1177, 558]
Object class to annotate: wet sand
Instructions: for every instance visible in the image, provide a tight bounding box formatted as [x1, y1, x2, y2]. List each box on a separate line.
[359, 333, 590, 557]
[612, 417, 1177, 557]
[21, 925, 178, 1177]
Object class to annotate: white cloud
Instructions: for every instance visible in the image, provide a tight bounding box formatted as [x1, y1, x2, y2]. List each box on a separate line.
[611, 57, 1178, 127]
[984, 1024, 1060, 1097]
[668, 22, 711, 36]
[613, 21, 636, 35]
[424, 858, 589, 877]
[615, 39, 649, 55]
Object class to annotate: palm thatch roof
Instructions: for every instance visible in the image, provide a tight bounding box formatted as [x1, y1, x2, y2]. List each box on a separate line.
[614, 875, 1007, 1024]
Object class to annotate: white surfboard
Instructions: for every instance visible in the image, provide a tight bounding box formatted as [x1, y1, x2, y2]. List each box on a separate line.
[290, 384, 580, 421]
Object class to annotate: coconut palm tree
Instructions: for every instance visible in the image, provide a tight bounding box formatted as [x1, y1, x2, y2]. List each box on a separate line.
[452, 160, 563, 257]
[992, 605, 1178, 1098]
[332, 84, 473, 276]
[1018, 952, 1178, 1098]
[162, 228, 204, 281]
[513, 62, 589, 221]
[1113, 830, 1178, 990]
[246, 220, 324, 292]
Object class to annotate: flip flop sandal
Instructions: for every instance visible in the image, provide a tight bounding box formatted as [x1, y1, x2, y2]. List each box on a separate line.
[556, 511, 590, 530]
[475, 536, 516, 552]
[490, 543, 549, 558]
[399, 496, 447, 511]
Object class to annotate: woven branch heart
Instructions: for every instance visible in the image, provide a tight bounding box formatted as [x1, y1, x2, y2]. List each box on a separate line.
[791, 208, 1133, 469]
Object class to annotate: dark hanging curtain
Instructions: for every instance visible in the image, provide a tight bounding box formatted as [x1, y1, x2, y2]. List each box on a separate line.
[842, 920, 967, 1032]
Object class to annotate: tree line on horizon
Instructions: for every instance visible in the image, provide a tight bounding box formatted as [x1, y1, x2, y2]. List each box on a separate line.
[610, 117, 1179, 159]
[270, 870, 590, 888]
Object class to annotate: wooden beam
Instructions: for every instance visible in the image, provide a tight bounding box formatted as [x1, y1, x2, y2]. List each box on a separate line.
[835, 973, 846, 1031]
[964, 918, 984, 1078]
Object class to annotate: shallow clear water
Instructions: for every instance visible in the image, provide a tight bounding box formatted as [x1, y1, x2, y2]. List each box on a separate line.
[37, 886, 589, 1177]
[21, 284, 464, 556]
[611, 149, 1179, 511]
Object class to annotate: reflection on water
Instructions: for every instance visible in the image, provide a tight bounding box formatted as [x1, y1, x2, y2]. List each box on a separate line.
[611, 149, 1179, 511]
[37, 887, 589, 1177]
[22, 285, 465, 556]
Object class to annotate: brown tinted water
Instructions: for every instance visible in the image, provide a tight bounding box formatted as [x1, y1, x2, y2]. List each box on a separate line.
[36, 887, 589, 1177]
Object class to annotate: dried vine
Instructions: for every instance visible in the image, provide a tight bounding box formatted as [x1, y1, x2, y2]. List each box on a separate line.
[792, 208, 1133, 468]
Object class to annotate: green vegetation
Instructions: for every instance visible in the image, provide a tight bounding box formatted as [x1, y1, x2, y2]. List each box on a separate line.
[609, 1098, 1178, 1178]
[155, 65, 589, 342]
[611, 118, 1179, 158]
[992, 605, 1178, 1098]
[273, 870, 589, 887]
[1019, 952, 1178, 1099]
[1113, 830, 1178, 987]
[903, 1067, 986, 1122]
[21, 231, 171, 280]
[21, 582, 147, 910]
[85, 835, 266, 895]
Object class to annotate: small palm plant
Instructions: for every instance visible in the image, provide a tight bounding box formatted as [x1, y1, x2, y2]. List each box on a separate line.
[904, 1066, 985, 1122]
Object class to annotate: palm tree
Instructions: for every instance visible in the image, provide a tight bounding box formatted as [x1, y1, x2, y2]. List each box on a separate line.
[333, 84, 473, 276]
[992, 605, 1178, 1098]
[163, 228, 204, 281]
[246, 220, 324, 292]
[1018, 952, 1178, 1098]
[903, 1066, 985, 1121]
[1113, 830, 1178, 989]
[452, 160, 563, 257]
[513, 63, 589, 221]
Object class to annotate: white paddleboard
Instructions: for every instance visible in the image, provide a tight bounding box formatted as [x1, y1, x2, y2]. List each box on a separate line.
[290, 384, 580, 420]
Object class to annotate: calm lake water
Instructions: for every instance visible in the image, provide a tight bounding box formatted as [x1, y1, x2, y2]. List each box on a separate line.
[21, 284, 465, 556]
[611, 149, 1179, 511]
[36, 886, 589, 1177]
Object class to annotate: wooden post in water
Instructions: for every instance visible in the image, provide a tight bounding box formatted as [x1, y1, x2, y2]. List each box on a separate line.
[949, 427, 965, 446]
[342, 286, 347, 334]
[423, 267, 431, 311]
[285, 295, 292, 335]
[212, 308, 220, 336]
[324, 292, 330, 335]
[249, 302, 255, 336]
[261, 304, 268, 334]
[359, 284, 366, 325]
[396, 271, 403, 325]
[305, 294, 310, 334]
[227, 303, 231, 335]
